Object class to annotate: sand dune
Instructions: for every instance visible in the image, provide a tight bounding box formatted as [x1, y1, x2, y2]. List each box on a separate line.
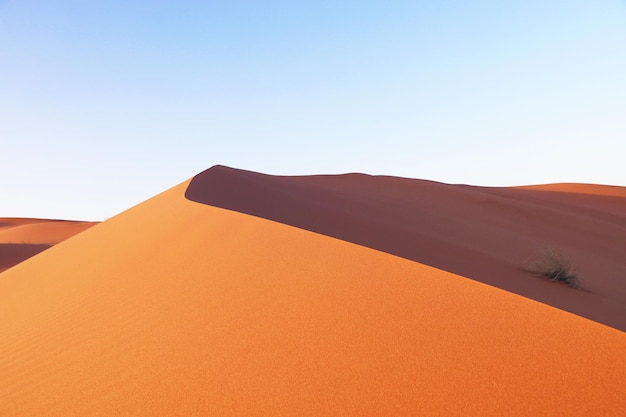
[0, 243, 52, 273]
[186, 166, 626, 331]
[518, 182, 626, 197]
[0, 218, 97, 273]
[0, 168, 624, 416]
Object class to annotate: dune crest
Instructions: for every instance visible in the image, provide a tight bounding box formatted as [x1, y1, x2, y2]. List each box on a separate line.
[185, 166, 626, 330]
[0, 177, 624, 416]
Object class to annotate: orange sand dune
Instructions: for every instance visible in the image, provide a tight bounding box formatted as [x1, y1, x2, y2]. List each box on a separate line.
[0, 173, 624, 416]
[186, 166, 626, 331]
[518, 182, 626, 197]
[0, 218, 97, 273]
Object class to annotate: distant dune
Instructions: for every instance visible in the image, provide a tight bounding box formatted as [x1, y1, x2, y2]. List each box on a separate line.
[0, 166, 624, 416]
[0, 218, 97, 273]
[517, 182, 626, 197]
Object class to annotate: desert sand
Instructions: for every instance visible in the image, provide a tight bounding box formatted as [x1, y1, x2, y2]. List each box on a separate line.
[0, 218, 97, 273]
[518, 182, 626, 197]
[0, 165, 624, 416]
[186, 166, 626, 330]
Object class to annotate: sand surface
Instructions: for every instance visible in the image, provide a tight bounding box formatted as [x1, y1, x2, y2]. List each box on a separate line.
[518, 182, 626, 197]
[0, 169, 624, 416]
[186, 166, 626, 331]
[0, 218, 97, 273]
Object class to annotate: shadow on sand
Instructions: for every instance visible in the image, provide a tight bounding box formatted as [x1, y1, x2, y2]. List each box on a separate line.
[185, 165, 626, 331]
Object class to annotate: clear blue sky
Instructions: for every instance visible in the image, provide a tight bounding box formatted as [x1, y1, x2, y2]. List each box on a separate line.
[2, 1, 625, 220]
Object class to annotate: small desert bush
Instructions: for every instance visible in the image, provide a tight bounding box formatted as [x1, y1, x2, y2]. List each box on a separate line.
[525, 248, 582, 289]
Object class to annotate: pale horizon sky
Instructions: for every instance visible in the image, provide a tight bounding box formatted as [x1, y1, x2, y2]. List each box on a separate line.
[2, 0, 626, 220]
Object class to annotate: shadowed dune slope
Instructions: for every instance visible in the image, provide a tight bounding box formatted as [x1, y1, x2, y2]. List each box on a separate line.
[0, 177, 624, 416]
[0, 243, 52, 272]
[186, 166, 626, 330]
[0, 218, 97, 273]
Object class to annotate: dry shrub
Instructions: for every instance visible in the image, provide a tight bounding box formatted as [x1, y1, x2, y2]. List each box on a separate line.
[525, 248, 582, 289]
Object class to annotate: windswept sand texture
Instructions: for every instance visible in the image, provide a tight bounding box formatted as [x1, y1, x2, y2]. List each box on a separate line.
[0, 218, 97, 273]
[0, 166, 624, 416]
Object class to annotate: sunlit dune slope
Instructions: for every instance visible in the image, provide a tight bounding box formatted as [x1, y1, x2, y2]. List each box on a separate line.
[186, 166, 626, 330]
[517, 182, 626, 197]
[0, 218, 97, 273]
[1, 176, 624, 416]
